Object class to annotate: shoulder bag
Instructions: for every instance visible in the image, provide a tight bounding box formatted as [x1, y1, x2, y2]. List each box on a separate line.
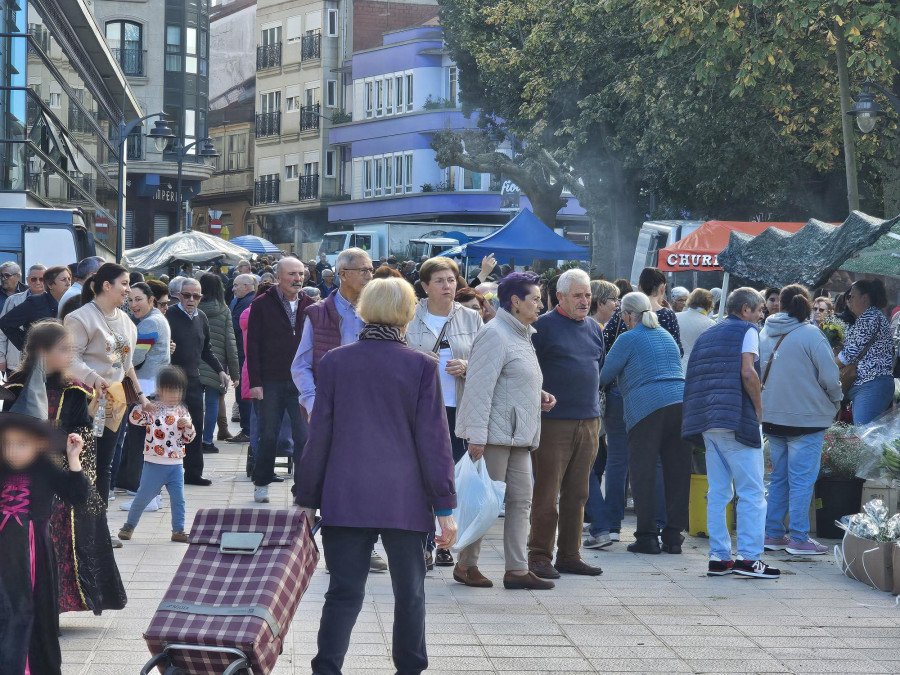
[839, 332, 878, 396]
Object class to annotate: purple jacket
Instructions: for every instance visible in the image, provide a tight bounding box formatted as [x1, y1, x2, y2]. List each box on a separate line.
[293, 338, 457, 532]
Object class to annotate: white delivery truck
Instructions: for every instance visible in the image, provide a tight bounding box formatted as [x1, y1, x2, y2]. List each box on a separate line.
[318, 222, 500, 265]
[630, 220, 705, 286]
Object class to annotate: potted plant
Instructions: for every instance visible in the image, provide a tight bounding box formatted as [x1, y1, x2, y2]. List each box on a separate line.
[815, 423, 865, 538]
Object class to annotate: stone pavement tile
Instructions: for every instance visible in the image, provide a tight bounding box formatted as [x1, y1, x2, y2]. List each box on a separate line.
[476, 634, 576, 647]
[670, 646, 785, 660]
[489, 657, 595, 671]
[426, 644, 486, 657]
[421, 632, 483, 646]
[482, 645, 582, 658]
[659, 635, 758, 648]
[759, 636, 854, 648]
[426, 656, 496, 670]
[469, 623, 565, 636]
[646, 624, 750, 636]
[824, 626, 900, 638]
[589, 658, 695, 672]
[578, 645, 679, 659]
[777, 660, 890, 674]
[682, 658, 790, 673]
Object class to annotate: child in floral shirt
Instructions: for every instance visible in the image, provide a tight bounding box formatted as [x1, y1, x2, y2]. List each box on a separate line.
[118, 366, 194, 543]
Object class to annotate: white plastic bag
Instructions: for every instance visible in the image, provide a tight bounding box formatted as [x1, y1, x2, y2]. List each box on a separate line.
[450, 455, 506, 553]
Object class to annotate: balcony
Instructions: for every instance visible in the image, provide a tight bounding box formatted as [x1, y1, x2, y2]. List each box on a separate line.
[255, 111, 281, 138]
[126, 132, 143, 160]
[67, 104, 96, 134]
[254, 176, 280, 205]
[256, 43, 281, 71]
[67, 175, 94, 201]
[299, 173, 318, 201]
[111, 48, 146, 76]
[300, 103, 320, 132]
[301, 31, 321, 61]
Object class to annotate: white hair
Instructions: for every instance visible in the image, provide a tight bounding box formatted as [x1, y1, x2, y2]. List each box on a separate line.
[621, 291, 659, 329]
[335, 247, 371, 274]
[0, 261, 20, 275]
[234, 273, 257, 288]
[274, 256, 304, 275]
[168, 276, 188, 294]
[556, 268, 591, 295]
[671, 286, 690, 300]
[27, 264, 46, 275]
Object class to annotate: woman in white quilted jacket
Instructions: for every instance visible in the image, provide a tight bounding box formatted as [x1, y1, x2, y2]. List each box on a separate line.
[454, 272, 557, 591]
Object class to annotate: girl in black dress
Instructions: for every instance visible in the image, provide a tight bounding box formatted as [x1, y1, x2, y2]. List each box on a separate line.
[0, 359, 89, 675]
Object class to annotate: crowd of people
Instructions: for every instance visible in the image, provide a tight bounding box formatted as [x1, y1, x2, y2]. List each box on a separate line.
[1, 243, 899, 675]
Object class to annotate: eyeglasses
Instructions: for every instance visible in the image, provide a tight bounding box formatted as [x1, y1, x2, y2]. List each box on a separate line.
[813, 307, 827, 312]
[181, 293, 202, 300]
[0, 272, 17, 280]
[29, 276, 43, 283]
[157, 300, 170, 307]
[344, 267, 374, 275]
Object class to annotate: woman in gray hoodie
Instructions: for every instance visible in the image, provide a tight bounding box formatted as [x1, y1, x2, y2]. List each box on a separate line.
[759, 285, 842, 556]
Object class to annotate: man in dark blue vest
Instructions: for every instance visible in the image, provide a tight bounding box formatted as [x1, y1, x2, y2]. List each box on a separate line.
[683, 287, 780, 580]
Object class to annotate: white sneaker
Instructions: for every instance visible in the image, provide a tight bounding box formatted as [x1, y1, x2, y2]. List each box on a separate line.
[119, 497, 162, 512]
[254, 486, 269, 503]
[609, 532, 620, 542]
[108, 493, 116, 502]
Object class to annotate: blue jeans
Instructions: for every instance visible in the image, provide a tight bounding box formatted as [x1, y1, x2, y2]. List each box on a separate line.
[765, 431, 826, 542]
[587, 387, 628, 536]
[849, 375, 894, 425]
[201, 384, 220, 445]
[314, 527, 428, 675]
[126, 462, 186, 532]
[702, 429, 766, 561]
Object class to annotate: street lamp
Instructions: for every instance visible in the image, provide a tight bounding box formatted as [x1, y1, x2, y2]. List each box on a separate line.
[848, 79, 900, 134]
[115, 113, 175, 262]
[174, 136, 220, 232]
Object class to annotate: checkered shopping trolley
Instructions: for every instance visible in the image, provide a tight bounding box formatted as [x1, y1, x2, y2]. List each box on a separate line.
[142, 509, 320, 675]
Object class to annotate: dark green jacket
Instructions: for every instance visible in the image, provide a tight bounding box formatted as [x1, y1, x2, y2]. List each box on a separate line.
[199, 299, 239, 392]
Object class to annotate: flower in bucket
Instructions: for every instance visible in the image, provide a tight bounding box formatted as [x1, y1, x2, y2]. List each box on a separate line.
[820, 423, 864, 479]
[820, 319, 847, 350]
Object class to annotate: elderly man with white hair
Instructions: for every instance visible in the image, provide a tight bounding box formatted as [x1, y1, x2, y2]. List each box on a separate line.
[671, 286, 690, 312]
[527, 268, 605, 579]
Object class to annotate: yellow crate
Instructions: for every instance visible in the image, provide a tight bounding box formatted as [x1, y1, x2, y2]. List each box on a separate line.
[689, 473, 734, 537]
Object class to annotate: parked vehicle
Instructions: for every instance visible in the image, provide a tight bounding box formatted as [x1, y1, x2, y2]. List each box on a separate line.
[630, 220, 704, 286]
[0, 207, 99, 271]
[319, 222, 499, 264]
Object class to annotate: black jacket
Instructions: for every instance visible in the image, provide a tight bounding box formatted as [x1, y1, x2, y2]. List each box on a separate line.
[167, 305, 224, 379]
[0, 292, 59, 350]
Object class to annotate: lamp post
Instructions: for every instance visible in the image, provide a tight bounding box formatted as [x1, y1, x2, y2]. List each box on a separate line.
[173, 137, 220, 232]
[115, 115, 175, 263]
[847, 79, 900, 133]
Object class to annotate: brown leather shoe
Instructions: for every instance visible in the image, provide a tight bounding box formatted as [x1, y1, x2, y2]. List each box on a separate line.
[529, 559, 561, 579]
[555, 558, 603, 576]
[503, 571, 555, 590]
[453, 564, 493, 588]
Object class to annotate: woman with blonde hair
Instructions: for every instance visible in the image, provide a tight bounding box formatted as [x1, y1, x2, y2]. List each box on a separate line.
[294, 277, 457, 675]
[599, 292, 689, 555]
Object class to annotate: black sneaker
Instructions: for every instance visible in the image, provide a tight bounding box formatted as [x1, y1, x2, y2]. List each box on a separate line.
[733, 559, 780, 579]
[707, 557, 734, 576]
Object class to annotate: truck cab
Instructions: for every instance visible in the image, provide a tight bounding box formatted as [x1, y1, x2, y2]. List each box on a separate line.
[407, 238, 460, 261]
[630, 220, 704, 286]
[319, 230, 383, 265]
[0, 207, 97, 271]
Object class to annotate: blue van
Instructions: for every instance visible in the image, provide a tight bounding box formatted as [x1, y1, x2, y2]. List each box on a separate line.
[0, 207, 98, 271]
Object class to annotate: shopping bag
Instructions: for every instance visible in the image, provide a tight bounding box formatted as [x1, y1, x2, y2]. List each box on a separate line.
[450, 455, 505, 553]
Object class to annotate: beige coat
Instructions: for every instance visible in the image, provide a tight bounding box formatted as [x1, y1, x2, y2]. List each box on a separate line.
[405, 299, 482, 408]
[456, 308, 543, 450]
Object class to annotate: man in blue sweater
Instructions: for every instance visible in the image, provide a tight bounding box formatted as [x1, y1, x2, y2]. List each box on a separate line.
[528, 269, 605, 579]
[683, 287, 780, 580]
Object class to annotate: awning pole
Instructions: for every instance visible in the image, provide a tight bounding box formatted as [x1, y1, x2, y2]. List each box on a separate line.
[718, 272, 730, 323]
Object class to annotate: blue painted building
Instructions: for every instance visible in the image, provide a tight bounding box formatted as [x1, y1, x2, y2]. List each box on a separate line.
[328, 23, 588, 235]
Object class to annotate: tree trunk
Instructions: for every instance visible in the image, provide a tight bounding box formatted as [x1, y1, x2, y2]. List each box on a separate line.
[835, 22, 860, 214]
[883, 75, 900, 219]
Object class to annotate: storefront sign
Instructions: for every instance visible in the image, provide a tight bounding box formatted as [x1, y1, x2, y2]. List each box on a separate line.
[664, 253, 719, 270]
[153, 188, 178, 203]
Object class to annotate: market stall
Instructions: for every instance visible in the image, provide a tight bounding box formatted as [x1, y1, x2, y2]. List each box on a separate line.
[124, 230, 256, 273]
[228, 235, 283, 256]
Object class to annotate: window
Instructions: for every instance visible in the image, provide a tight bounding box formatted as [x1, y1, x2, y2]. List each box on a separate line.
[184, 109, 196, 153]
[364, 159, 373, 198]
[326, 8, 338, 36]
[261, 25, 281, 46]
[185, 27, 197, 74]
[199, 29, 208, 76]
[304, 160, 318, 177]
[375, 80, 383, 116]
[383, 157, 392, 195]
[49, 92, 61, 108]
[286, 95, 300, 112]
[106, 21, 143, 76]
[374, 158, 383, 196]
[286, 16, 301, 43]
[448, 66, 458, 106]
[326, 80, 337, 108]
[405, 73, 413, 111]
[165, 25, 181, 71]
[285, 163, 298, 180]
[464, 169, 483, 190]
[394, 155, 403, 192]
[364, 80, 373, 118]
[385, 78, 393, 115]
[325, 150, 335, 177]
[260, 90, 281, 113]
[305, 83, 320, 107]
[227, 133, 247, 170]
[395, 75, 403, 110]
[405, 153, 413, 191]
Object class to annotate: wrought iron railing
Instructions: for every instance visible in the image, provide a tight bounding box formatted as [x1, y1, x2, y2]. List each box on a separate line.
[299, 173, 318, 201]
[301, 31, 321, 60]
[300, 103, 320, 132]
[111, 48, 146, 76]
[256, 43, 281, 70]
[254, 176, 280, 204]
[255, 111, 281, 138]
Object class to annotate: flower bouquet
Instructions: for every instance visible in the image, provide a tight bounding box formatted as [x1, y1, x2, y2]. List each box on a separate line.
[820, 315, 848, 352]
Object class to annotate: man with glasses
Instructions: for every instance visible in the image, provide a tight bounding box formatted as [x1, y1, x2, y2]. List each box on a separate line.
[0, 262, 23, 311]
[290, 247, 387, 571]
[0, 265, 70, 351]
[167, 277, 228, 487]
[0, 265, 44, 373]
[246, 257, 314, 504]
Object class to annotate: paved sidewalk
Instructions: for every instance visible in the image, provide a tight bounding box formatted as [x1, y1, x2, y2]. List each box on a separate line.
[62, 441, 899, 675]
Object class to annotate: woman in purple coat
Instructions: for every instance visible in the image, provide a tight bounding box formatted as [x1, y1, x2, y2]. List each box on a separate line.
[294, 277, 458, 675]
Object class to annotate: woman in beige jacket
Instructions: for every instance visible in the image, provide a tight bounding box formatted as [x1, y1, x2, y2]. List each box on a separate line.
[64, 263, 153, 507]
[405, 257, 482, 568]
[454, 271, 556, 591]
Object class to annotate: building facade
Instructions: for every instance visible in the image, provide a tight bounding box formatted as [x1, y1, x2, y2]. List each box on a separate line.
[0, 0, 141, 256]
[328, 24, 588, 233]
[91, 0, 214, 249]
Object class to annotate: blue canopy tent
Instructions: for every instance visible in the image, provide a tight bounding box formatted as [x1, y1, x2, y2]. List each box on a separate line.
[444, 209, 589, 263]
[229, 235, 283, 256]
